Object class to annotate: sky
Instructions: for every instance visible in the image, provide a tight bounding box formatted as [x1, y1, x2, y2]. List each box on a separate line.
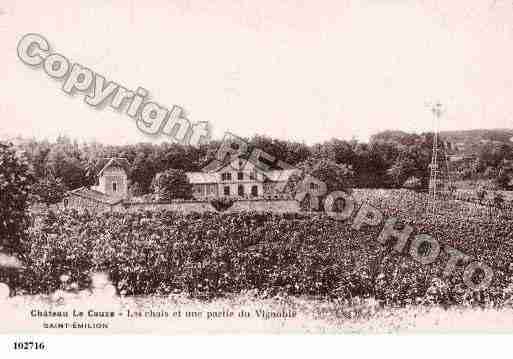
[1, 0, 513, 145]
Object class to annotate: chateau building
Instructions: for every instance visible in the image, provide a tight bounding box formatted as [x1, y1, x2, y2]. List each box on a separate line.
[186, 155, 299, 199]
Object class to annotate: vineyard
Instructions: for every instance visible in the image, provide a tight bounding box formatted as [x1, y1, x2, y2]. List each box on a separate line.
[5, 189, 513, 308]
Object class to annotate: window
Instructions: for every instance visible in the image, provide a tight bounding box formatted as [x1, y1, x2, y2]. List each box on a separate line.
[238, 185, 244, 196]
[310, 182, 319, 191]
[250, 171, 256, 180]
[224, 186, 230, 196]
[251, 185, 258, 197]
[112, 182, 117, 192]
[238, 172, 244, 180]
[221, 173, 232, 181]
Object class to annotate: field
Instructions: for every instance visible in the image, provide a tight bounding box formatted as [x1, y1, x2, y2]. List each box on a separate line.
[3, 189, 513, 333]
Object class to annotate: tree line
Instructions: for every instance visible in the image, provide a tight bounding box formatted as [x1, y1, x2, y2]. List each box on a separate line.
[4, 130, 513, 205]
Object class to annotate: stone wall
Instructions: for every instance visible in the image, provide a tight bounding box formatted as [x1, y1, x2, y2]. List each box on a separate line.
[229, 199, 300, 213]
[58, 197, 300, 214]
[113, 201, 217, 213]
[61, 195, 113, 213]
[115, 199, 300, 213]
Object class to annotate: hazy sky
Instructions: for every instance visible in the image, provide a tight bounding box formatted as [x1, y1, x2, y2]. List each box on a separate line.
[1, 0, 513, 145]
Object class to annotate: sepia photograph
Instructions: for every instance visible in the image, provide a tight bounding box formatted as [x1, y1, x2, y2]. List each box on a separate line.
[2, 0, 513, 355]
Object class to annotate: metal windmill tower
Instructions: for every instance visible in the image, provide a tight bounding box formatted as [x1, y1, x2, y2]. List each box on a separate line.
[427, 102, 444, 216]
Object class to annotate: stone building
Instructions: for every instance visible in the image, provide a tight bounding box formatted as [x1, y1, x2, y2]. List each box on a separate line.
[62, 158, 130, 212]
[186, 155, 299, 199]
[91, 158, 130, 200]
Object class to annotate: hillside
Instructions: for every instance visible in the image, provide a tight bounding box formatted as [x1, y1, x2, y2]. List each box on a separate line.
[371, 128, 513, 157]
[440, 129, 513, 144]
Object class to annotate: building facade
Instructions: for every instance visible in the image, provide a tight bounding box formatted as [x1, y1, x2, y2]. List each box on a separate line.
[186, 156, 299, 199]
[91, 158, 130, 200]
[62, 158, 130, 212]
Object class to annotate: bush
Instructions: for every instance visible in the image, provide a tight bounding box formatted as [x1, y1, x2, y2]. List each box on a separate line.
[209, 198, 234, 212]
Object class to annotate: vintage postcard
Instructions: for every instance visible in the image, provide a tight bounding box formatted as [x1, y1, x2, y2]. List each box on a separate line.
[2, 0, 513, 351]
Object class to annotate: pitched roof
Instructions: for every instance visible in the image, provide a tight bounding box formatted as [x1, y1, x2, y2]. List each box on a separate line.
[67, 187, 123, 205]
[202, 153, 280, 174]
[186, 172, 218, 184]
[199, 153, 301, 183]
[201, 153, 237, 173]
[264, 169, 300, 182]
[201, 158, 226, 173]
[97, 158, 130, 177]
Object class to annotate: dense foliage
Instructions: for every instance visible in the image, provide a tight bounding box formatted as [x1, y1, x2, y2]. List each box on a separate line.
[30, 174, 67, 206]
[9, 190, 513, 307]
[0, 142, 34, 253]
[14, 129, 513, 198]
[294, 158, 355, 192]
[151, 169, 192, 200]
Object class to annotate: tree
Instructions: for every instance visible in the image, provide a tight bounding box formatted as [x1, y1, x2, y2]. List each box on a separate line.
[355, 145, 392, 188]
[492, 192, 505, 209]
[478, 143, 511, 169]
[46, 146, 86, 189]
[128, 182, 145, 197]
[496, 167, 512, 190]
[311, 138, 355, 165]
[294, 158, 354, 194]
[131, 152, 156, 195]
[387, 157, 416, 188]
[31, 174, 67, 207]
[461, 169, 473, 180]
[484, 166, 498, 179]
[152, 169, 192, 200]
[0, 142, 34, 253]
[249, 135, 311, 166]
[476, 187, 487, 204]
[290, 158, 354, 211]
[82, 157, 101, 187]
